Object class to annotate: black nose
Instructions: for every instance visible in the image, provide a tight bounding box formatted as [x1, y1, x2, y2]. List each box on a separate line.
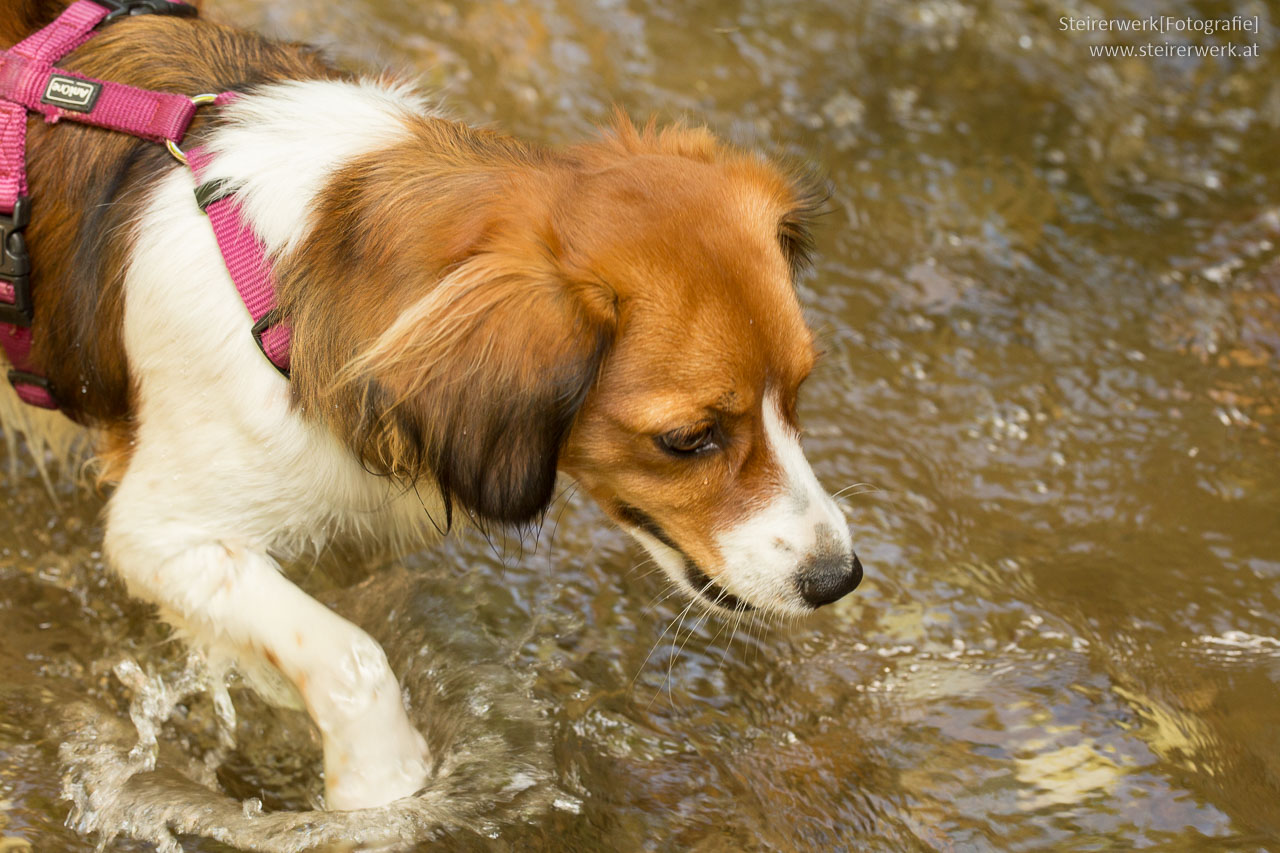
[796, 552, 863, 608]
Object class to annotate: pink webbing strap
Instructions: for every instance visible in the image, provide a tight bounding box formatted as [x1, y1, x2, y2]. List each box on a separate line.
[0, 0, 105, 214]
[1, 322, 53, 408]
[187, 144, 291, 375]
[0, 0, 198, 147]
[0, 101, 29, 210]
[0, 51, 198, 144]
[0, 198, 49, 406]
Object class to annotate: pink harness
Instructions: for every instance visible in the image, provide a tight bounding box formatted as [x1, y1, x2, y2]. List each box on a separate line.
[0, 0, 289, 410]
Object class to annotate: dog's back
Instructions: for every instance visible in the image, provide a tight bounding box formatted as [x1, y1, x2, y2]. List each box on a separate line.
[0, 0, 64, 48]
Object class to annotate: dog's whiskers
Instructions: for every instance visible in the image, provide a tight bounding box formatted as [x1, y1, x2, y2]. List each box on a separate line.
[640, 580, 685, 618]
[665, 594, 714, 709]
[645, 584, 708, 710]
[831, 481, 880, 501]
[630, 580, 685, 692]
[714, 596, 750, 674]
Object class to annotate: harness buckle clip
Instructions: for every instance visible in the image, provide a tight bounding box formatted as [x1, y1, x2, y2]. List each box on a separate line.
[91, 0, 198, 25]
[7, 368, 56, 402]
[0, 197, 33, 328]
[251, 308, 290, 378]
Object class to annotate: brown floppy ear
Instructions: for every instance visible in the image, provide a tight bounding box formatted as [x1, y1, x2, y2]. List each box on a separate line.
[348, 252, 615, 527]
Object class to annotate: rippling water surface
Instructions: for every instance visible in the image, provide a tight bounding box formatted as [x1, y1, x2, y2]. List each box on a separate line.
[2, 0, 1279, 850]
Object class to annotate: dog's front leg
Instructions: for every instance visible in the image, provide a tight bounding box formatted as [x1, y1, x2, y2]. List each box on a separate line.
[104, 505, 430, 810]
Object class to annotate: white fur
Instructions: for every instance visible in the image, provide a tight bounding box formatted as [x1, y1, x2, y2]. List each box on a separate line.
[620, 393, 852, 616]
[714, 394, 852, 614]
[203, 79, 432, 255]
[102, 78, 441, 810]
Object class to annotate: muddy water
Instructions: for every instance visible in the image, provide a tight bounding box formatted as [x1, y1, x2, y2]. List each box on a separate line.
[3, 0, 1280, 849]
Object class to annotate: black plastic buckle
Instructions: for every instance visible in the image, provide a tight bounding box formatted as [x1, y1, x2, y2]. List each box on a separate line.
[194, 179, 236, 213]
[7, 368, 56, 400]
[90, 0, 198, 25]
[251, 308, 290, 378]
[0, 196, 33, 328]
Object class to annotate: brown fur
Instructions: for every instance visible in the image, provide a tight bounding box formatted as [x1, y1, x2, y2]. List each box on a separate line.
[0, 0, 70, 46]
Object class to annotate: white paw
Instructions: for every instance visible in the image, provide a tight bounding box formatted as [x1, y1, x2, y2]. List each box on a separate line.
[323, 727, 430, 811]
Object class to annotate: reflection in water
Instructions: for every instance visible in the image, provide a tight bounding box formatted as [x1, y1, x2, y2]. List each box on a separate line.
[2, 0, 1279, 849]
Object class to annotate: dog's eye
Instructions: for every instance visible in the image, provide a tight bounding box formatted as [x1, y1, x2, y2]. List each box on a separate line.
[657, 424, 719, 457]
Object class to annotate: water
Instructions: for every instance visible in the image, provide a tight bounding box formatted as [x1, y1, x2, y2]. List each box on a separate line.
[2, 0, 1279, 849]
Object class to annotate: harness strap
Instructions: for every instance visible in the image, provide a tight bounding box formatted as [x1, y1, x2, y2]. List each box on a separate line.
[0, 50, 199, 145]
[188, 143, 290, 377]
[10, 0, 105, 64]
[0, 0, 110, 214]
[0, 102, 28, 210]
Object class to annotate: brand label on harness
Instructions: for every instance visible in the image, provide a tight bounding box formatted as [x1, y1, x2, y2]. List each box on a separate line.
[41, 75, 102, 112]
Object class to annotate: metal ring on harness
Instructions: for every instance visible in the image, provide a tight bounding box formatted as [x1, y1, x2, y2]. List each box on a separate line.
[164, 93, 219, 164]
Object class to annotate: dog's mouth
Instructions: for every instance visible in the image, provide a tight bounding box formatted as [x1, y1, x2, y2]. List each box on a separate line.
[615, 502, 754, 613]
[682, 561, 753, 612]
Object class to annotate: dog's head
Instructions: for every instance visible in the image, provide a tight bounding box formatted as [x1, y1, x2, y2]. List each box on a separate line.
[319, 117, 860, 616]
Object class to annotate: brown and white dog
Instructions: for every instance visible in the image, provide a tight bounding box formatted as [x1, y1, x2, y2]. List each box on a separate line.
[1, 0, 861, 811]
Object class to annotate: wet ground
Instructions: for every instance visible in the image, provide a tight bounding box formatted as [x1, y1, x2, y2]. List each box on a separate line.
[3, 0, 1280, 850]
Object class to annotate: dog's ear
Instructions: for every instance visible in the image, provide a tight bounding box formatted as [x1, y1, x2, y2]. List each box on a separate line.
[349, 251, 616, 527]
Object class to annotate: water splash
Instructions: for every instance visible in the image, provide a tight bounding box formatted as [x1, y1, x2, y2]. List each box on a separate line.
[58, 570, 565, 851]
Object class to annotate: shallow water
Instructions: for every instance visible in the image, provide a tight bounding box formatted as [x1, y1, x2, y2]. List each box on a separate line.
[3, 0, 1280, 850]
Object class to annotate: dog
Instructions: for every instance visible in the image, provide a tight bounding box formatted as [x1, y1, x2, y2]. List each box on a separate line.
[0, 0, 862, 812]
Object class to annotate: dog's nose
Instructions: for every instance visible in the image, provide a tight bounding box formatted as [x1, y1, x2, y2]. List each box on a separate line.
[796, 551, 863, 608]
